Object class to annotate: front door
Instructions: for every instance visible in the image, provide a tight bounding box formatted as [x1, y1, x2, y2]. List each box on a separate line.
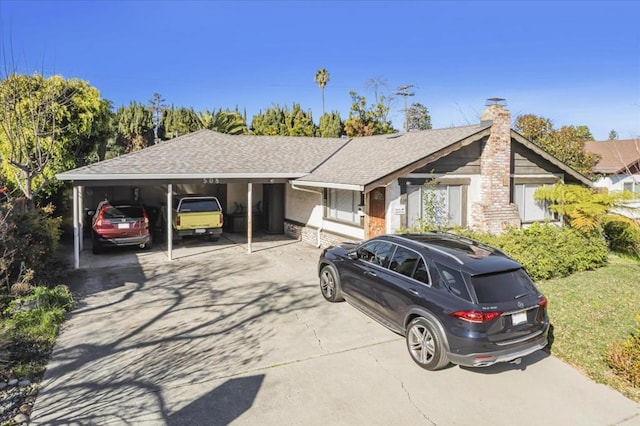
[367, 187, 386, 238]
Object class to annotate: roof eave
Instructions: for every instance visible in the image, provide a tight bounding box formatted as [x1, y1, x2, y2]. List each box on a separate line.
[290, 180, 364, 191]
[56, 172, 307, 181]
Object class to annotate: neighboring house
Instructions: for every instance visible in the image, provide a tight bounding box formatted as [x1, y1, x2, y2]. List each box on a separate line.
[584, 138, 640, 218]
[57, 102, 592, 267]
[584, 139, 640, 194]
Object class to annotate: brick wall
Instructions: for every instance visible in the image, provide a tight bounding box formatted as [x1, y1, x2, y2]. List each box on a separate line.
[471, 203, 521, 234]
[285, 221, 360, 248]
[471, 104, 522, 234]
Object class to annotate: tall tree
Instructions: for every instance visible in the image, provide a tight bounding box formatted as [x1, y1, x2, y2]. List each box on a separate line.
[343, 91, 394, 137]
[251, 104, 316, 136]
[74, 99, 114, 164]
[149, 93, 166, 143]
[113, 102, 154, 155]
[365, 76, 387, 104]
[514, 114, 553, 141]
[406, 102, 432, 131]
[318, 111, 343, 138]
[514, 114, 599, 175]
[163, 106, 200, 138]
[608, 129, 619, 140]
[197, 109, 248, 135]
[0, 73, 104, 200]
[576, 125, 594, 141]
[314, 68, 330, 115]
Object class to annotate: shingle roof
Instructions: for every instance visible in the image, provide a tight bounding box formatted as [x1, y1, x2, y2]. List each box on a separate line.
[584, 139, 640, 174]
[57, 124, 590, 188]
[296, 125, 489, 187]
[57, 130, 349, 180]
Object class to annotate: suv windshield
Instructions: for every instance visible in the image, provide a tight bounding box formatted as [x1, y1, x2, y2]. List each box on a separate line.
[470, 268, 537, 304]
[178, 199, 221, 213]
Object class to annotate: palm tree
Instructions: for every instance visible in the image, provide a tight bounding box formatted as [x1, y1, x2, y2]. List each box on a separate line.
[314, 68, 330, 115]
[197, 109, 247, 135]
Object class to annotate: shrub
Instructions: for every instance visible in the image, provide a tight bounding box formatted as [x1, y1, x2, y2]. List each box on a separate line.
[608, 314, 640, 387]
[453, 223, 608, 281]
[0, 200, 62, 291]
[602, 216, 640, 259]
[2, 285, 74, 378]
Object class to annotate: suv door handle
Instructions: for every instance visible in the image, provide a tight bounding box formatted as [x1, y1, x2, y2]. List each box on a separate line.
[408, 288, 419, 296]
[365, 270, 377, 277]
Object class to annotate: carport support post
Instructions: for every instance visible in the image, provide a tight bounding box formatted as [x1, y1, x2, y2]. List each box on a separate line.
[167, 184, 173, 261]
[247, 183, 252, 254]
[78, 185, 84, 252]
[73, 185, 80, 269]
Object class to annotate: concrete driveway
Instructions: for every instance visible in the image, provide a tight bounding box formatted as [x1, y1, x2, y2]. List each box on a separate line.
[32, 234, 639, 425]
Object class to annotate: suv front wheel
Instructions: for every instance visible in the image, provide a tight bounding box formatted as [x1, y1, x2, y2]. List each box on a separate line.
[406, 317, 450, 370]
[319, 265, 344, 303]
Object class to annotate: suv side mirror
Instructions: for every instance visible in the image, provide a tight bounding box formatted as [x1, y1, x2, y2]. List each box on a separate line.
[347, 251, 358, 260]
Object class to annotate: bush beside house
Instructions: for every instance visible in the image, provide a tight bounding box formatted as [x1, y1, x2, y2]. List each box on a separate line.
[0, 199, 73, 380]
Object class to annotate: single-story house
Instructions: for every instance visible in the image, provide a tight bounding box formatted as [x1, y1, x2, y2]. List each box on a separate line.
[57, 102, 592, 268]
[584, 138, 640, 218]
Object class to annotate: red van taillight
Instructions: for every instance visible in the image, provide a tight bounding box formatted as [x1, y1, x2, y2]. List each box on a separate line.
[176, 216, 181, 227]
[450, 310, 502, 323]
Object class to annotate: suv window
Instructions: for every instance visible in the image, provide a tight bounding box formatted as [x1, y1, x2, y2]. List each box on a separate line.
[103, 205, 144, 219]
[389, 246, 420, 278]
[470, 268, 537, 304]
[356, 241, 395, 268]
[413, 258, 430, 285]
[437, 263, 472, 301]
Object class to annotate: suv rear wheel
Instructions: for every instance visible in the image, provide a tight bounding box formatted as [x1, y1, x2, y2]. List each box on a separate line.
[406, 317, 449, 370]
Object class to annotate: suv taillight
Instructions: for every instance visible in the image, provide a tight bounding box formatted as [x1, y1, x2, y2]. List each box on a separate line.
[538, 297, 548, 308]
[94, 209, 105, 228]
[143, 211, 149, 228]
[450, 310, 502, 323]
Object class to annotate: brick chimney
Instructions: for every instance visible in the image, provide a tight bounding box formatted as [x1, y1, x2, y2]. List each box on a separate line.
[471, 100, 521, 234]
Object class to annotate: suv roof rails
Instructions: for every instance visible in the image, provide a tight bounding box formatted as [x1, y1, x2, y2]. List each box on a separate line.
[393, 234, 465, 265]
[440, 231, 508, 257]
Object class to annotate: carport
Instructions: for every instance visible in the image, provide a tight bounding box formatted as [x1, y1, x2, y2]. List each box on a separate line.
[55, 130, 349, 269]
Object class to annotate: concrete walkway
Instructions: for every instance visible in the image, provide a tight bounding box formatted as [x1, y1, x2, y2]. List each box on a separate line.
[32, 235, 640, 425]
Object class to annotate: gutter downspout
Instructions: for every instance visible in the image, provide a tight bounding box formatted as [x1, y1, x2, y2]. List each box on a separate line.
[290, 182, 324, 247]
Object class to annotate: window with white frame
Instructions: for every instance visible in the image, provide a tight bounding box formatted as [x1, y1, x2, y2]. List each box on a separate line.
[623, 181, 640, 195]
[407, 183, 463, 228]
[326, 189, 362, 225]
[513, 183, 554, 222]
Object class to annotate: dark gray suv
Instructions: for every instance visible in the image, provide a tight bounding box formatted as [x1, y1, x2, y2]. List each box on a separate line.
[318, 232, 549, 370]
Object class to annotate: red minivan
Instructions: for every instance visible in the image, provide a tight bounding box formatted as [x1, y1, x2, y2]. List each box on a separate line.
[91, 200, 151, 254]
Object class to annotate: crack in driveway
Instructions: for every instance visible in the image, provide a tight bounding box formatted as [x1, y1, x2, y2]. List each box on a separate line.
[367, 349, 437, 425]
[296, 312, 326, 353]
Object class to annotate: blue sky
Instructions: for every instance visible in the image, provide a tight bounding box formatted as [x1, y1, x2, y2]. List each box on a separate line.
[1, 0, 639, 140]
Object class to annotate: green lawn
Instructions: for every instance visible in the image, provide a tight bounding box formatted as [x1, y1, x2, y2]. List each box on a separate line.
[537, 256, 640, 402]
